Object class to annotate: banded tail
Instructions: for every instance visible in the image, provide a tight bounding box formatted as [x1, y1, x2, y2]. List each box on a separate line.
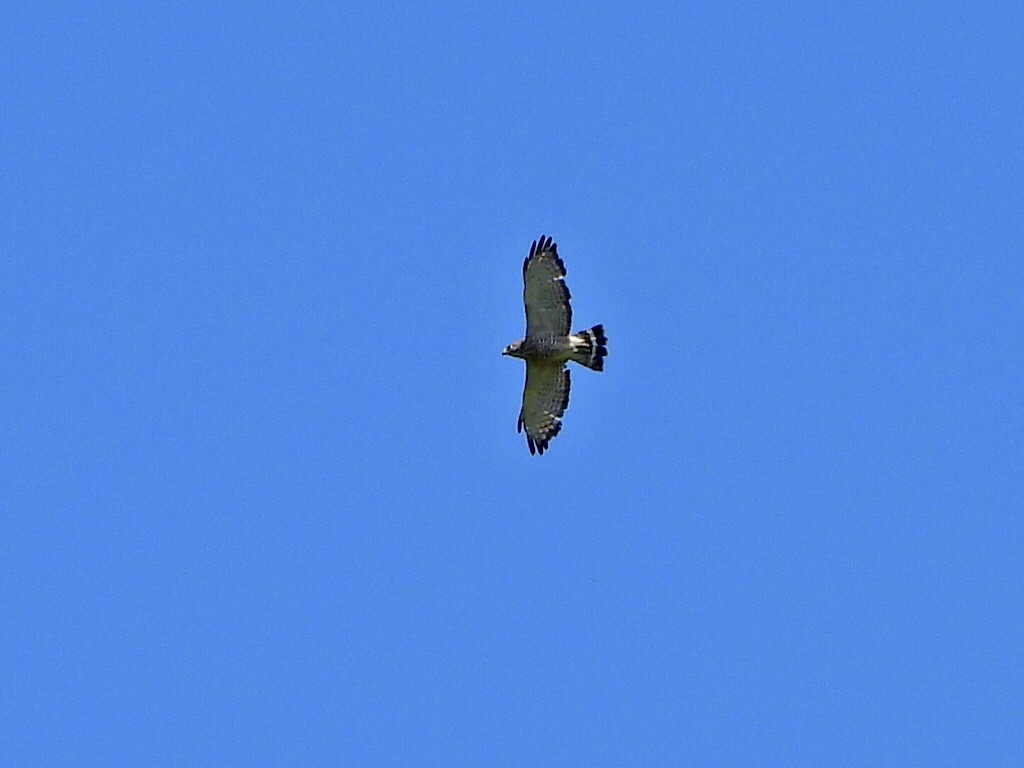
[570, 324, 608, 371]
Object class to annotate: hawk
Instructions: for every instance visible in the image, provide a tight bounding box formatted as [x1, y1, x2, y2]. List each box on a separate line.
[503, 234, 607, 455]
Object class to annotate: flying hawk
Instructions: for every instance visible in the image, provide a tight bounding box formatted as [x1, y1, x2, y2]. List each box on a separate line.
[503, 235, 607, 455]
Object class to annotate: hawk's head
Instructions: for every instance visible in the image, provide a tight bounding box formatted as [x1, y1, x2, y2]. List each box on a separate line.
[502, 340, 524, 358]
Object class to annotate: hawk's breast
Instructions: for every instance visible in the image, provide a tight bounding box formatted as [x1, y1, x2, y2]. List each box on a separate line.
[523, 333, 573, 361]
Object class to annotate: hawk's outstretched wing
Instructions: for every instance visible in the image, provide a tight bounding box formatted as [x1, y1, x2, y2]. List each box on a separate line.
[517, 361, 571, 455]
[523, 235, 571, 337]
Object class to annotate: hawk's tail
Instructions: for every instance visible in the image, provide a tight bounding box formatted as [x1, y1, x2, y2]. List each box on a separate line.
[570, 325, 608, 371]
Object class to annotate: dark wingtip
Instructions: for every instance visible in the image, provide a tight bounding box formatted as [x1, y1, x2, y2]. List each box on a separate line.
[535, 234, 555, 252]
[526, 233, 563, 267]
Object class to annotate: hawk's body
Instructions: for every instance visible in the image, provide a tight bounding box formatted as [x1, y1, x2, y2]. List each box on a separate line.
[503, 235, 607, 455]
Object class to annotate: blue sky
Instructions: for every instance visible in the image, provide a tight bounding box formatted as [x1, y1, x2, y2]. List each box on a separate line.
[3, 2, 1022, 765]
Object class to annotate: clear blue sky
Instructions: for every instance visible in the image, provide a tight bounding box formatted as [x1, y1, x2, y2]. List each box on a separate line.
[3, 2, 1022, 765]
